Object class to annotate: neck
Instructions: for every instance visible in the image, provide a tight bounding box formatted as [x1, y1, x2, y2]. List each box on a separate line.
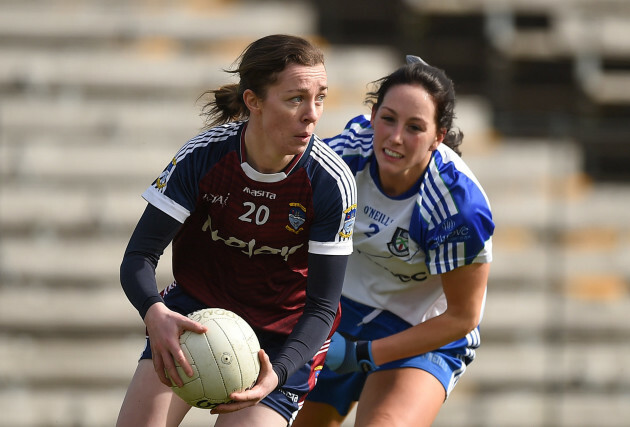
[377, 164, 427, 198]
[243, 124, 293, 174]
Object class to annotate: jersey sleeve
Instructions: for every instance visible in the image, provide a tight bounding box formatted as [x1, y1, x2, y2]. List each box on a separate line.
[411, 148, 495, 275]
[142, 126, 238, 223]
[324, 114, 374, 174]
[307, 139, 358, 256]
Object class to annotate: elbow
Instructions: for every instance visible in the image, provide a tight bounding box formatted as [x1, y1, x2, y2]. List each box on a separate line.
[451, 309, 481, 338]
[463, 315, 480, 336]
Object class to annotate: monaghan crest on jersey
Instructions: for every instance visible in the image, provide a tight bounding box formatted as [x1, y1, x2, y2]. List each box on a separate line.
[387, 227, 410, 257]
[287, 203, 307, 234]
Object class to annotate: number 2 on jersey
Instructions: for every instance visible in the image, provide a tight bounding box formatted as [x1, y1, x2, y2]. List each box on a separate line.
[365, 223, 380, 237]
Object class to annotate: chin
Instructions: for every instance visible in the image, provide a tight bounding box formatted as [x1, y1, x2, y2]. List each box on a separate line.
[290, 141, 309, 153]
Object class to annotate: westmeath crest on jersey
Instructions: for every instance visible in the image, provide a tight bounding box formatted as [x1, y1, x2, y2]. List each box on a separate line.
[156, 157, 177, 190]
[340, 205, 357, 238]
[287, 203, 307, 234]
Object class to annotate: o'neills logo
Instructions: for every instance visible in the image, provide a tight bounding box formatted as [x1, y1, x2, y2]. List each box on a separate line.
[201, 215, 303, 261]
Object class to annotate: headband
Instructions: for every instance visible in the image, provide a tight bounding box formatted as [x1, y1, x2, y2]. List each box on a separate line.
[405, 55, 429, 66]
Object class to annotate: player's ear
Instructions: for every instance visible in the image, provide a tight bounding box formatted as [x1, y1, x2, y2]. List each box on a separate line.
[243, 89, 261, 113]
[436, 128, 446, 143]
[370, 105, 377, 127]
[431, 128, 446, 151]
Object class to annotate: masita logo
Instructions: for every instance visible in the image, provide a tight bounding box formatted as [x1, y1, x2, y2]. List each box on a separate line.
[243, 186, 276, 199]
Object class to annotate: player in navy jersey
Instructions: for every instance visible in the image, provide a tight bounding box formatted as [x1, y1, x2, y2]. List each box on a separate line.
[116, 34, 357, 427]
[293, 57, 494, 427]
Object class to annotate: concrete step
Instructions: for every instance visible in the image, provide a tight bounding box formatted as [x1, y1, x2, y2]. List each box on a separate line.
[0, 1, 317, 48]
[0, 183, 146, 235]
[0, 237, 174, 286]
[0, 336, 142, 386]
[483, 290, 630, 339]
[0, 286, 143, 335]
[474, 341, 630, 391]
[0, 47, 228, 98]
[435, 386, 630, 427]
[493, 242, 630, 293]
[464, 138, 582, 194]
[1, 98, 201, 146]
[0, 139, 177, 184]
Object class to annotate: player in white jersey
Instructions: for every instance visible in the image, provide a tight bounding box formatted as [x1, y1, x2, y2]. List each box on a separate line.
[294, 57, 494, 427]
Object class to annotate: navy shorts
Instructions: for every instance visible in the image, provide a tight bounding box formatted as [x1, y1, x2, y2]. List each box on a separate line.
[305, 296, 480, 416]
[140, 282, 323, 423]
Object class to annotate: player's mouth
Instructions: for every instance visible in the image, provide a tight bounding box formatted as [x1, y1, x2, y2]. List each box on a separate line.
[295, 133, 311, 143]
[384, 148, 403, 159]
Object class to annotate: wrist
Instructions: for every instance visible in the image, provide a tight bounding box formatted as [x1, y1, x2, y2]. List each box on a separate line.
[355, 340, 377, 372]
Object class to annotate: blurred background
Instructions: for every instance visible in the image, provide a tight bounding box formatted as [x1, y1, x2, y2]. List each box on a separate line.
[1, 0, 630, 425]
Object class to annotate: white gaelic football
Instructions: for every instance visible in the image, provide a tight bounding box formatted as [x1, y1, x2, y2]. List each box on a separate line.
[168, 308, 261, 409]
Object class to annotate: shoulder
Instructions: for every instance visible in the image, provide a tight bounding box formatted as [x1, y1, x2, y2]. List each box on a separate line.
[149, 122, 242, 199]
[430, 145, 490, 208]
[174, 122, 242, 162]
[324, 114, 373, 153]
[418, 144, 494, 239]
[308, 136, 356, 195]
[412, 146, 494, 270]
[323, 115, 374, 174]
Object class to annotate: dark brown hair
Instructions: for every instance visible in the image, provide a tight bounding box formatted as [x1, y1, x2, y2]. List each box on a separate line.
[200, 34, 325, 129]
[365, 62, 463, 156]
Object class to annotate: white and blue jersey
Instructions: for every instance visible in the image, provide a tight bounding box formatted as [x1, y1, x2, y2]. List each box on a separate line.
[326, 114, 494, 327]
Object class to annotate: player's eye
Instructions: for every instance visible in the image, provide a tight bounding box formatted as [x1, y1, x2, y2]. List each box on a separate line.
[381, 115, 395, 123]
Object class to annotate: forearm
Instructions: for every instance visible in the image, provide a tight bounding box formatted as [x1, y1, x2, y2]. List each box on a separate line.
[120, 252, 164, 319]
[272, 253, 347, 386]
[371, 309, 479, 366]
[271, 307, 334, 386]
[372, 263, 489, 366]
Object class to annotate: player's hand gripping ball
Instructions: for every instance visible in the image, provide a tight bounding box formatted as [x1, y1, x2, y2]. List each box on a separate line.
[167, 308, 261, 409]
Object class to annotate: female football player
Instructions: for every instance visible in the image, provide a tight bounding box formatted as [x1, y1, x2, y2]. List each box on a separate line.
[293, 57, 494, 427]
[116, 34, 357, 427]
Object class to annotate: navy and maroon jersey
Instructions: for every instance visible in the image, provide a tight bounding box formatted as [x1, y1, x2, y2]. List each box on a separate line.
[142, 121, 357, 334]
